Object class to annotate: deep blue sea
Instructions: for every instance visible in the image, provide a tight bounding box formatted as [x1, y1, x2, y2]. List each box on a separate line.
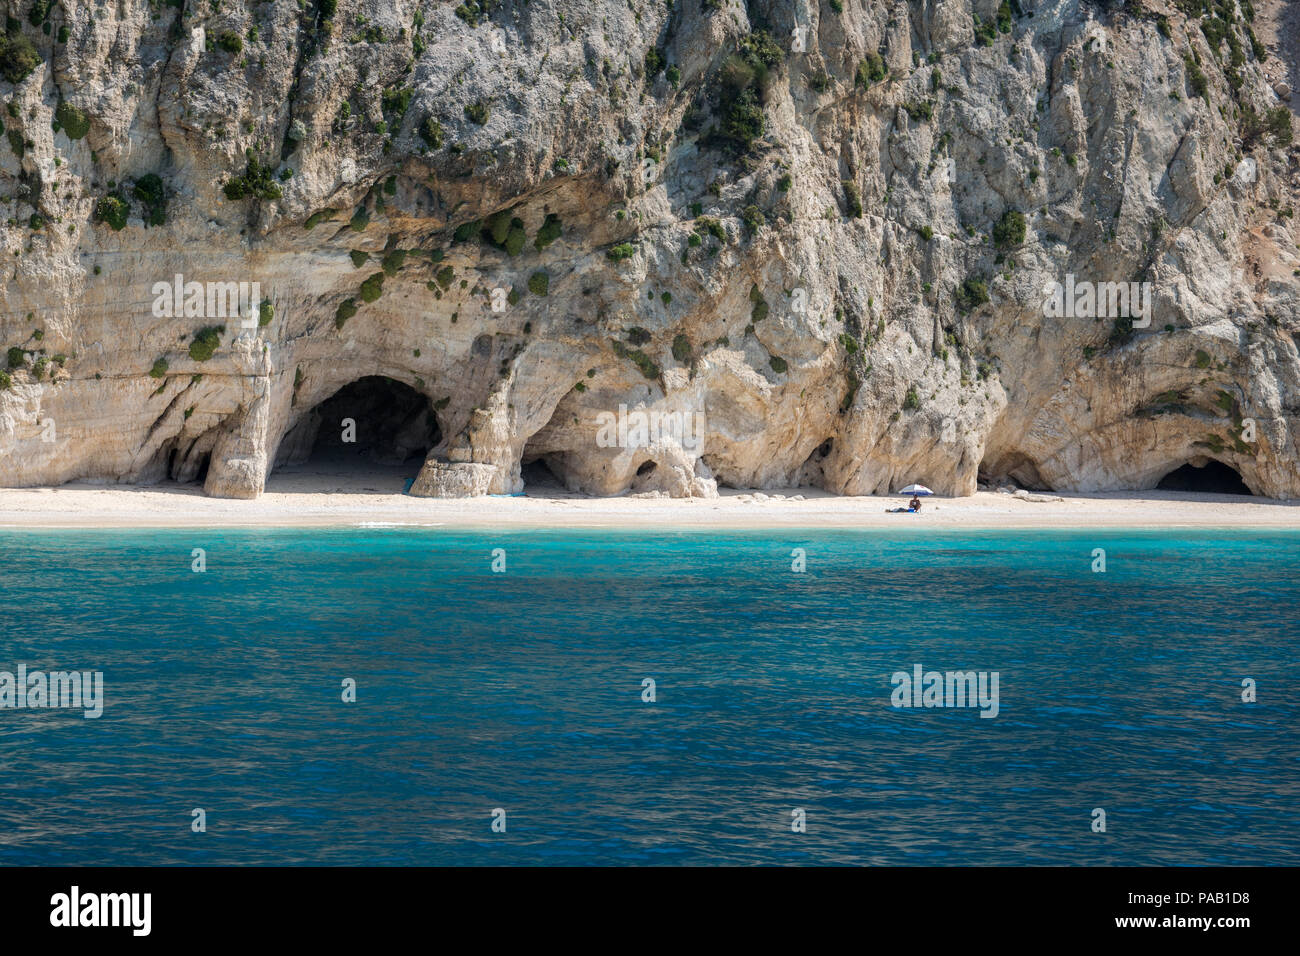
[0, 527, 1296, 865]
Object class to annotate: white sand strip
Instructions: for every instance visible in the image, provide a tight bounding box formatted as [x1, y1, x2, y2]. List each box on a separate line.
[0, 475, 1297, 530]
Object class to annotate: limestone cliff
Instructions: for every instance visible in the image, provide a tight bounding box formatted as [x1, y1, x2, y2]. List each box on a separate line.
[1, 0, 1298, 499]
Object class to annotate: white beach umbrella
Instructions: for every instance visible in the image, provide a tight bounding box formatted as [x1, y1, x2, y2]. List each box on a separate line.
[898, 483, 934, 496]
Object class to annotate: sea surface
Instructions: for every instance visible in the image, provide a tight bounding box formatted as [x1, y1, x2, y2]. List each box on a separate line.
[0, 526, 1296, 865]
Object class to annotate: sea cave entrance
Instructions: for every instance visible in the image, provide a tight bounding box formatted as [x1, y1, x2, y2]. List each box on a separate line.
[1155, 460, 1253, 495]
[274, 376, 439, 493]
[519, 456, 565, 493]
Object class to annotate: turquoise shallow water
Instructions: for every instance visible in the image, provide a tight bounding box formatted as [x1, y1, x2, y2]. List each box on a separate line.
[0, 527, 1296, 865]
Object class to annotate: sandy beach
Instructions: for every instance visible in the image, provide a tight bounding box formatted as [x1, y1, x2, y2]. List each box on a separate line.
[0, 467, 1297, 530]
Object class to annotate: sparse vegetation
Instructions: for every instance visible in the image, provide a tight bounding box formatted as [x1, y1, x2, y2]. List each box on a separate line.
[1184, 54, 1209, 102]
[133, 174, 167, 227]
[528, 271, 550, 296]
[381, 249, 406, 275]
[955, 276, 990, 314]
[359, 272, 385, 302]
[992, 209, 1026, 249]
[335, 298, 358, 328]
[223, 150, 282, 201]
[94, 194, 129, 230]
[672, 334, 691, 362]
[304, 208, 337, 229]
[534, 214, 562, 250]
[855, 52, 886, 89]
[55, 101, 89, 139]
[454, 0, 500, 27]
[216, 31, 243, 54]
[419, 116, 444, 149]
[612, 340, 660, 379]
[842, 179, 863, 218]
[714, 30, 783, 152]
[1242, 105, 1293, 147]
[189, 326, 224, 362]
[0, 31, 41, 84]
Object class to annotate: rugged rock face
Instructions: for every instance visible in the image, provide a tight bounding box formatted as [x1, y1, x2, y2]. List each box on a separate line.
[1, 0, 1298, 498]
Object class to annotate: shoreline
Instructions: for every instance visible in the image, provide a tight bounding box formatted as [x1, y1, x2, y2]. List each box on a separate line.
[1, 475, 1298, 530]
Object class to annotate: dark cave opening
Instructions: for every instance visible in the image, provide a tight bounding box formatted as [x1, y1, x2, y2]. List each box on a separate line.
[166, 445, 210, 485]
[520, 457, 563, 490]
[1156, 460, 1253, 495]
[301, 376, 439, 480]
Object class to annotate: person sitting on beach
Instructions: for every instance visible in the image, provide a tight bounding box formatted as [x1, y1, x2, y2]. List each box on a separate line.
[909, 495, 922, 512]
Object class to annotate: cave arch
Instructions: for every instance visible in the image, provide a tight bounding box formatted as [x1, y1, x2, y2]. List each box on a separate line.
[1156, 460, 1253, 495]
[274, 376, 439, 489]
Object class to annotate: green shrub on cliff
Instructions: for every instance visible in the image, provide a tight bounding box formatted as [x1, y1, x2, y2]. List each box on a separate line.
[149, 357, 168, 378]
[955, 276, 990, 314]
[855, 53, 886, 89]
[454, 1, 500, 27]
[223, 150, 282, 201]
[335, 298, 357, 328]
[94, 193, 129, 230]
[55, 101, 89, 139]
[133, 173, 167, 227]
[304, 208, 337, 229]
[419, 116, 444, 149]
[534, 214, 562, 251]
[992, 209, 1026, 249]
[189, 326, 224, 362]
[842, 179, 863, 218]
[359, 272, 385, 302]
[0, 369, 10, 389]
[0, 32, 41, 84]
